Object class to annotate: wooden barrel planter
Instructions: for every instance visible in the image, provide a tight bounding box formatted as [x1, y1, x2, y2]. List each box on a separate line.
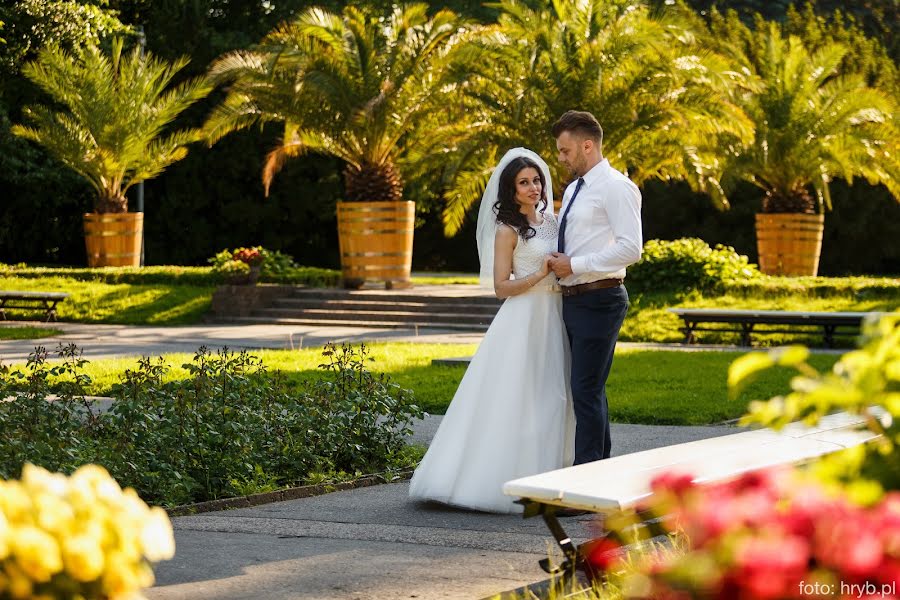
[755, 213, 825, 276]
[83, 212, 143, 267]
[336, 201, 415, 289]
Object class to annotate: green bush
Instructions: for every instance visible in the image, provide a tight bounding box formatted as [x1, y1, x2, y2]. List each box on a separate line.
[628, 238, 760, 293]
[0, 343, 423, 506]
[208, 246, 340, 285]
[0, 261, 341, 287]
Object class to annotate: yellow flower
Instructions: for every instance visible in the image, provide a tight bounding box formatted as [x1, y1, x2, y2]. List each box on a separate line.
[3, 561, 34, 599]
[62, 534, 105, 582]
[2, 464, 173, 598]
[34, 492, 75, 536]
[71, 464, 113, 489]
[140, 507, 175, 562]
[0, 510, 9, 560]
[102, 550, 154, 597]
[21, 464, 68, 497]
[0, 481, 33, 525]
[10, 525, 63, 582]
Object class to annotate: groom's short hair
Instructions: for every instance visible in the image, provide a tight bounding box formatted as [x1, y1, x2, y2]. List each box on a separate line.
[551, 111, 603, 146]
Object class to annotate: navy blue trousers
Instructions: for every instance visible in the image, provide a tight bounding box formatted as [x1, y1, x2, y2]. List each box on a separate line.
[562, 285, 629, 464]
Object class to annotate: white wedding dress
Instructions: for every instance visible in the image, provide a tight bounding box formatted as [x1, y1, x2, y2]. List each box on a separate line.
[408, 215, 575, 514]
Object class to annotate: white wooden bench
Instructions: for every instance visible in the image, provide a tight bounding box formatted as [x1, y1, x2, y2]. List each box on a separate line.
[503, 411, 878, 579]
[0, 290, 70, 322]
[668, 309, 883, 347]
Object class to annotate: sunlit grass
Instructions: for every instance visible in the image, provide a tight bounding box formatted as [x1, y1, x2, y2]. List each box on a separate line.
[411, 274, 480, 285]
[0, 276, 213, 325]
[15, 342, 839, 426]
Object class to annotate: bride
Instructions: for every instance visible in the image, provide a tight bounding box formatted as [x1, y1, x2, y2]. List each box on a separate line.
[408, 148, 575, 514]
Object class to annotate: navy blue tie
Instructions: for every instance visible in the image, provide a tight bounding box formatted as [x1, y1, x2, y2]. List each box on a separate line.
[557, 177, 585, 253]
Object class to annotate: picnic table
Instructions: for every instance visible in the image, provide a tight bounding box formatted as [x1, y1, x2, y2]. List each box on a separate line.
[0, 290, 70, 322]
[668, 308, 882, 347]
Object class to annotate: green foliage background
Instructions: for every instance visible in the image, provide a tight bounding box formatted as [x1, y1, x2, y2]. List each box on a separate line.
[0, 0, 897, 273]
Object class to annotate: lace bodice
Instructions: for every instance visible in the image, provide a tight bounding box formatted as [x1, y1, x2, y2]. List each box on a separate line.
[513, 214, 559, 291]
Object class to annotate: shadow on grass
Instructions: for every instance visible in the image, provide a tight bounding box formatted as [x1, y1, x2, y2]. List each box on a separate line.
[58, 284, 214, 325]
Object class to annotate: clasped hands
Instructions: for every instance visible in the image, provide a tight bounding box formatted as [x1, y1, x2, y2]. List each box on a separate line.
[536, 253, 573, 280]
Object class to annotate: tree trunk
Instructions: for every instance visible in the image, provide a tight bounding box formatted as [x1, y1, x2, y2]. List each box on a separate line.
[343, 161, 403, 203]
[96, 191, 129, 213]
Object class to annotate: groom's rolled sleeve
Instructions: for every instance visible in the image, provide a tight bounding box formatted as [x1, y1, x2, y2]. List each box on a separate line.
[570, 179, 642, 275]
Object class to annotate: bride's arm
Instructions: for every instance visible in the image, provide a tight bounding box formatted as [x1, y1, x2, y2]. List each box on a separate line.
[493, 226, 550, 299]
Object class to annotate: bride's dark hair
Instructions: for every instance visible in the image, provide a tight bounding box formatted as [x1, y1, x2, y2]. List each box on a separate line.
[493, 157, 548, 241]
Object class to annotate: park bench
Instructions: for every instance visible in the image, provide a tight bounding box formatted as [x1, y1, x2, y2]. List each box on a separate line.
[668, 308, 882, 347]
[503, 411, 878, 580]
[0, 290, 70, 322]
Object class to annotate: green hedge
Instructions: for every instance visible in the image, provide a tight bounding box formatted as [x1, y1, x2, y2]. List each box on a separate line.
[0, 263, 341, 287]
[627, 238, 760, 294]
[724, 275, 900, 298]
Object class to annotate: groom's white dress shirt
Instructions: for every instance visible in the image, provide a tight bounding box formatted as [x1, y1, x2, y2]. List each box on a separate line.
[557, 158, 643, 287]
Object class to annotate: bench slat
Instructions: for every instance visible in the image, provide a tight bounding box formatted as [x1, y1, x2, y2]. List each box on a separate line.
[0, 291, 70, 300]
[504, 413, 874, 513]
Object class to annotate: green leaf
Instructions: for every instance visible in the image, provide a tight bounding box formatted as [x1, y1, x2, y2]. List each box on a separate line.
[771, 345, 810, 367]
[728, 351, 775, 398]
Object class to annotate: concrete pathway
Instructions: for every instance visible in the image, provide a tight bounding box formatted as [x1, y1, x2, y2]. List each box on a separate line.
[0, 322, 485, 363]
[0, 321, 842, 365]
[147, 422, 741, 600]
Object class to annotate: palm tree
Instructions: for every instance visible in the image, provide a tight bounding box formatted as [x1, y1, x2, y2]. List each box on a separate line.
[431, 0, 754, 235]
[205, 4, 470, 202]
[12, 38, 210, 214]
[702, 16, 899, 212]
[696, 14, 899, 274]
[204, 4, 471, 287]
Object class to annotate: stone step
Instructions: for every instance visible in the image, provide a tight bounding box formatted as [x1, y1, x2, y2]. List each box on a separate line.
[215, 315, 491, 331]
[271, 297, 500, 316]
[289, 288, 501, 307]
[256, 307, 494, 326]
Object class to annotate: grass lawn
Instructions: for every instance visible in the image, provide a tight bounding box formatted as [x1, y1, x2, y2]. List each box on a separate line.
[0, 276, 213, 325]
[0, 268, 895, 346]
[0, 326, 63, 340]
[27, 342, 840, 426]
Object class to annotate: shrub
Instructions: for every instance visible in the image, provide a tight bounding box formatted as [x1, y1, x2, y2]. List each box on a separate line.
[0, 261, 341, 287]
[207, 246, 339, 285]
[0, 343, 423, 507]
[628, 238, 759, 293]
[0, 463, 174, 599]
[598, 468, 900, 600]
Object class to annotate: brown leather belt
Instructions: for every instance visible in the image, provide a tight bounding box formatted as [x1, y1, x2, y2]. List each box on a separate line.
[560, 278, 623, 297]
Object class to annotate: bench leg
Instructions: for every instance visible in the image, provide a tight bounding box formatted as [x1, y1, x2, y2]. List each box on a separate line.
[740, 322, 754, 346]
[45, 300, 59, 322]
[538, 508, 582, 580]
[681, 320, 696, 344]
[823, 325, 836, 348]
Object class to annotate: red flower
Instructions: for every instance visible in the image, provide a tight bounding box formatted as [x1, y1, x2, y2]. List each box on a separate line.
[233, 247, 263, 265]
[732, 533, 810, 599]
[651, 471, 696, 497]
[583, 536, 622, 573]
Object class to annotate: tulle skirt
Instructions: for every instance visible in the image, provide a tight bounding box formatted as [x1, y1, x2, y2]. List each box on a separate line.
[408, 287, 575, 514]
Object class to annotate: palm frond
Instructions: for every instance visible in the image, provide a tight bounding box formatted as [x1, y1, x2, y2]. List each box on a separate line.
[13, 39, 210, 211]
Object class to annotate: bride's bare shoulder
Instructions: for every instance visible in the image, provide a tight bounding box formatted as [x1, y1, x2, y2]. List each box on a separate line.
[495, 223, 518, 244]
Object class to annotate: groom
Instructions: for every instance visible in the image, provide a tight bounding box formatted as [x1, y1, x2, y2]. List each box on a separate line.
[548, 110, 643, 465]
